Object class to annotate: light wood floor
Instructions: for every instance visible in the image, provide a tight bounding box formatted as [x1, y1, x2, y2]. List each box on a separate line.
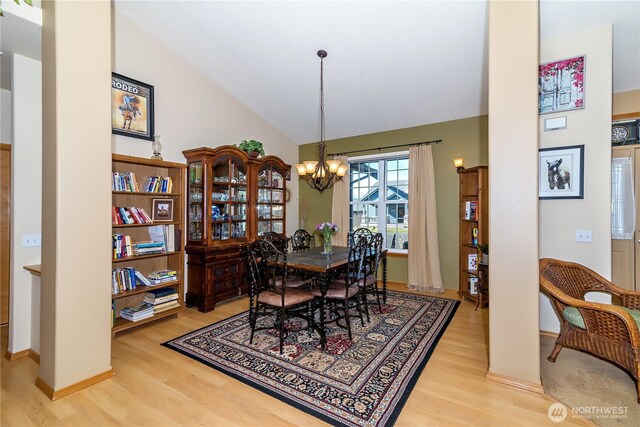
[1, 284, 587, 426]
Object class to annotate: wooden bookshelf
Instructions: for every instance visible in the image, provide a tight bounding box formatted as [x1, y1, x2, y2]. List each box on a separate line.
[111, 154, 186, 335]
[458, 166, 488, 307]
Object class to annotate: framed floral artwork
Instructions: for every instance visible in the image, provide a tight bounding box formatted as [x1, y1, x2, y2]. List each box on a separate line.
[538, 55, 585, 115]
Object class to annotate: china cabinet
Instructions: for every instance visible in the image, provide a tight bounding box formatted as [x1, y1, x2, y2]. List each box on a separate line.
[183, 146, 291, 311]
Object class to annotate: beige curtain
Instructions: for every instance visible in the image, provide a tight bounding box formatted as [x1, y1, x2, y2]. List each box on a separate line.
[408, 145, 443, 293]
[331, 156, 349, 246]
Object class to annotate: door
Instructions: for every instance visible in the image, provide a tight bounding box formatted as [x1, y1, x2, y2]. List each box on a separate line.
[1, 144, 10, 325]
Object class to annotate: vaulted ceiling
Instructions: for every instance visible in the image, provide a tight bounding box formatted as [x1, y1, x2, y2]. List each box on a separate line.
[115, 1, 639, 144]
[2, 1, 638, 144]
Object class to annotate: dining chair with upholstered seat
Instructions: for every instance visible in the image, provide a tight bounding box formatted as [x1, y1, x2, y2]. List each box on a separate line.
[359, 233, 383, 321]
[311, 237, 367, 340]
[348, 227, 374, 247]
[290, 228, 315, 252]
[263, 231, 290, 253]
[247, 240, 315, 354]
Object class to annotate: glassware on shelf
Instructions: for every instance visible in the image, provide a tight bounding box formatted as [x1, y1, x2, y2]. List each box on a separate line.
[189, 163, 203, 184]
[190, 190, 203, 203]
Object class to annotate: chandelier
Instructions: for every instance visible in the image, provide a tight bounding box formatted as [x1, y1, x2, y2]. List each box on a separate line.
[295, 50, 347, 192]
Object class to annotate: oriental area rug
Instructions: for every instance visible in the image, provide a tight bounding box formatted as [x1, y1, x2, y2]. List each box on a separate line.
[163, 291, 459, 427]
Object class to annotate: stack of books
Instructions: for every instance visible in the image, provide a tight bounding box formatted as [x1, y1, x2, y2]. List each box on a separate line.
[132, 241, 166, 256]
[120, 302, 154, 322]
[148, 270, 177, 285]
[143, 288, 180, 314]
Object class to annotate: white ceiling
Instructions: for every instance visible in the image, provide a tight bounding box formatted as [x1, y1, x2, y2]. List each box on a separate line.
[115, 0, 639, 145]
[2, 1, 638, 143]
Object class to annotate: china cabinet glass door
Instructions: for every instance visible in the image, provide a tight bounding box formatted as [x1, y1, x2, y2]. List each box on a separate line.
[257, 165, 285, 236]
[211, 157, 248, 242]
[188, 161, 204, 241]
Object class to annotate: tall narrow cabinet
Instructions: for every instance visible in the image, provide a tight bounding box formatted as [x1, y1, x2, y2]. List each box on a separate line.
[111, 154, 186, 334]
[458, 166, 489, 306]
[183, 146, 291, 312]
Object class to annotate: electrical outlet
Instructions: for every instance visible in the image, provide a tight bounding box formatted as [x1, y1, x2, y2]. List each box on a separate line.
[22, 233, 41, 247]
[575, 230, 592, 243]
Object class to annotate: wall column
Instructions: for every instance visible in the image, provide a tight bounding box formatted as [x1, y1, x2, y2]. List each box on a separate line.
[7, 54, 42, 356]
[487, 0, 541, 389]
[40, 0, 113, 398]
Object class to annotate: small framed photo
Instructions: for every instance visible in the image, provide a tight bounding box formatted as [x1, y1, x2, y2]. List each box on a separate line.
[539, 145, 584, 200]
[152, 199, 174, 222]
[112, 73, 155, 141]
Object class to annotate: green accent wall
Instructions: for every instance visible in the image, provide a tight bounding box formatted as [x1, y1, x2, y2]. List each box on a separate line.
[298, 115, 488, 289]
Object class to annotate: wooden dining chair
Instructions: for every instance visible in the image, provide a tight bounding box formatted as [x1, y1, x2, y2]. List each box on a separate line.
[263, 231, 290, 253]
[247, 240, 315, 354]
[359, 232, 383, 321]
[348, 228, 374, 247]
[290, 229, 315, 252]
[312, 237, 367, 340]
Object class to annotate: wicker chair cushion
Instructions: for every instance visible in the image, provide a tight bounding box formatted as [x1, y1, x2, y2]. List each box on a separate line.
[311, 283, 359, 299]
[563, 306, 640, 330]
[258, 290, 314, 307]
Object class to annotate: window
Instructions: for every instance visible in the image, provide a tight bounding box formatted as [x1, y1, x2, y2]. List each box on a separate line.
[349, 153, 409, 251]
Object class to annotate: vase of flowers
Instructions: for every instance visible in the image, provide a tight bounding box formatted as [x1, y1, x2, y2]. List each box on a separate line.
[316, 222, 339, 255]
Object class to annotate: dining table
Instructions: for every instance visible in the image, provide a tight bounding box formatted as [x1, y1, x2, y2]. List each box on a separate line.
[284, 245, 388, 348]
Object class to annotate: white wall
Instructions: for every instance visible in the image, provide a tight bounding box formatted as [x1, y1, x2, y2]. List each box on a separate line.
[112, 10, 299, 233]
[1, 89, 12, 143]
[8, 53, 41, 354]
[539, 25, 613, 333]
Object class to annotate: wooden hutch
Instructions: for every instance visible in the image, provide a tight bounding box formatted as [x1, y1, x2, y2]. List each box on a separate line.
[183, 146, 291, 312]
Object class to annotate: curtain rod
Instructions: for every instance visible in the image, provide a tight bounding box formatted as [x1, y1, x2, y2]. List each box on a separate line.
[327, 139, 442, 157]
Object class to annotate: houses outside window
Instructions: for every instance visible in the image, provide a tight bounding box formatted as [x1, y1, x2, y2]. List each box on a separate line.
[349, 152, 408, 251]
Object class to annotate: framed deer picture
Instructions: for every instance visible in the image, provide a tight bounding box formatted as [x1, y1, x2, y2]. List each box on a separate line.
[111, 73, 155, 141]
[539, 145, 584, 200]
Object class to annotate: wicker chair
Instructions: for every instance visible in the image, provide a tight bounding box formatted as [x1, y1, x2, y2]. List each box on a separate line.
[539, 258, 640, 402]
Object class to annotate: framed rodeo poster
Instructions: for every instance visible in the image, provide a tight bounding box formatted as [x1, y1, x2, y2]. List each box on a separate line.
[111, 73, 155, 141]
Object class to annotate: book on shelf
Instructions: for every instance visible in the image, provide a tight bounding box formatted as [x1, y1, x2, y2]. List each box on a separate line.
[112, 172, 139, 192]
[112, 206, 153, 225]
[153, 300, 180, 314]
[471, 227, 479, 246]
[120, 302, 155, 321]
[464, 201, 478, 220]
[120, 311, 154, 322]
[134, 270, 151, 286]
[469, 277, 478, 294]
[467, 253, 478, 270]
[143, 288, 179, 306]
[148, 269, 177, 279]
[112, 267, 154, 294]
[112, 234, 133, 259]
[144, 176, 173, 193]
[133, 241, 166, 256]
